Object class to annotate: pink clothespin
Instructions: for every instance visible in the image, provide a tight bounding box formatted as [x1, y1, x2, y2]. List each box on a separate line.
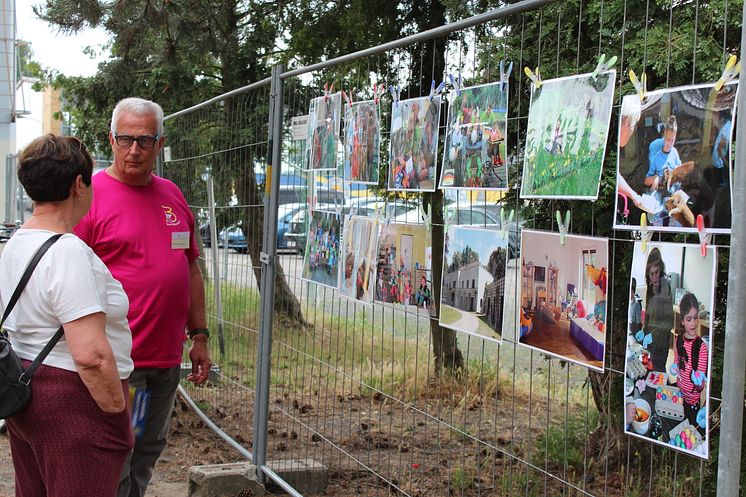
[696, 214, 711, 257]
[342, 90, 353, 108]
[373, 84, 384, 105]
[323, 83, 334, 102]
[618, 193, 629, 221]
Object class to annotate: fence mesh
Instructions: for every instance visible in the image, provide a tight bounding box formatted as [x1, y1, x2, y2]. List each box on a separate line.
[164, 1, 741, 496]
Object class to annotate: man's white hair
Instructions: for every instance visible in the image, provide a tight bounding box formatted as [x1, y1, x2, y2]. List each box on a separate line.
[111, 97, 165, 136]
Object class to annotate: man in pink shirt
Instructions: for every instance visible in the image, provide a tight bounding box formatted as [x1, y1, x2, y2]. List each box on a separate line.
[75, 97, 211, 497]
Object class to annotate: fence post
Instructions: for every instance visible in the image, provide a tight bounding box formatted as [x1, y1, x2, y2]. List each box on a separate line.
[253, 63, 284, 482]
[716, 4, 746, 494]
[207, 177, 226, 357]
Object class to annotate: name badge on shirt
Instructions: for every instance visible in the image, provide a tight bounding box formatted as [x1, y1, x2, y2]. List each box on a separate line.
[171, 231, 190, 249]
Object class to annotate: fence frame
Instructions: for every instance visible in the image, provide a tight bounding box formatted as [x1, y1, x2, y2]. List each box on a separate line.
[161, 0, 746, 494]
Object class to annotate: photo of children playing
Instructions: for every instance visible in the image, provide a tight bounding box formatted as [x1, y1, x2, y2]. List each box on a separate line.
[301, 210, 343, 289]
[614, 82, 737, 233]
[518, 230, 608, 371]
[624, 242, 716, 459]
[339, 216, 380, 304]
[520, 70, 615, 199]
[344, 100, 380, 184]
[439, 82, 508, 190]
[309, 92, 342, 170]
[387, 96, 441, 192]
[375, 223, 434, 315]
[439, 226, 508, 343]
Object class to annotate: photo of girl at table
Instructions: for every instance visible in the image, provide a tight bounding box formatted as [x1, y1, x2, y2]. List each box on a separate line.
[674, 292, 708, 434]
[644, 248, 674, 372]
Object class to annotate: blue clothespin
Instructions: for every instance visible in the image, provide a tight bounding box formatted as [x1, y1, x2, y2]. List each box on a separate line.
[629, 70, 647, 102]
[429, 80, 445, 102]
[500, 208, 514, 239]
[556, 210, 570, 245]
[499, 60, 513, 91]
[715, 54, 740, 92]
[389, 84, 401, 108]
[591, 53, 618, 79]
[524, 66, 542, 89]
[448, 73, 463, 96]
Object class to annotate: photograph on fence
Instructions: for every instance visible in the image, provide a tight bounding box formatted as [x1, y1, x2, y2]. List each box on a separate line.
[308, 92, 342, 171]
[624, 241, 716, 459]
[439, 225, 508, 343]
[517, 230, 608, 371]
[439, 82, 509, 190]
[375, 222, 434, 314]
[520, 70, 615, 200]
[614, 82, 737, 233]
[343, 100, 380, 184]
[339, 215, 380, 304]
[387, 96, 441, 192]
[301, 209, 343, 289]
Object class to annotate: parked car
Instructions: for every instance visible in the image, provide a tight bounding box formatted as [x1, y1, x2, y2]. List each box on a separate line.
[218, 224, 248, 253]
[277, 203, 308, 252]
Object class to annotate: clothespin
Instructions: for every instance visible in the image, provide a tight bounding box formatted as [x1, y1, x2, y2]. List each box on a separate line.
[617, 193, 629, 221]
[341, 89, 354, 108]
[421, 204, 432, 231]
[591, 53, 618, 79]
[323, 83, 334, 102]
[715, 54, 740, 92]
[555, 210, 570, 245]
[448, 73, 463, 96]
[389, 84, 401, 108]
[429, 80, 445, 102]
[373, 84, 385, 105]
[499, 60, 513, 91]
[639, 213, 652, 253]
[347, 202, 358, 222]
[444, 206, 455, 234]
[524, 66, 542, 89]
[500, 208, 515, 239]
[696, 214, 711, 257]
[629, 70, 647, 102]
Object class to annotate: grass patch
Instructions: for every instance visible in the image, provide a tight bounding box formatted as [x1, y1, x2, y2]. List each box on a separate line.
[440, 304, 462, 325]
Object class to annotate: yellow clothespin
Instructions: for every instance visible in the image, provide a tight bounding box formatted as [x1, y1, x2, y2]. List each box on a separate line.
[524, 66, 542, 89]
[715, 54, 740, 92]
[639, 213, 652, 253]
[629, 70, 647, 102]
[556, 210, 570, 245]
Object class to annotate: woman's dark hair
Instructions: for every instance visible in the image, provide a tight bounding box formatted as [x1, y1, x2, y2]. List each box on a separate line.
[17, 134, 93, 202]
[676, 292, 700, 370]
[644, 248, 666, 297]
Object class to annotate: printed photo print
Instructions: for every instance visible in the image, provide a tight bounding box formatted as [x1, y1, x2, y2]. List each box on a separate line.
[388, 96, 442, 192]
[301, 209, 343, 289]
[308, 92, 342, 170]
[614, 82, 737, 233]
[339, 215, 380, 304]
[375, 222, 434, 315]
[440, 226, 509, 343]
[440, 82, 509, 190]
[521, 70, 616, 199]
[344, 100, 380, 184]
[518, 230, 608, 371]
[624, 242, 716, 459]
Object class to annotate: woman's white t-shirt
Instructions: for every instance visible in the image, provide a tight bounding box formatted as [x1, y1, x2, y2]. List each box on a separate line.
[0, 230, 133, 379]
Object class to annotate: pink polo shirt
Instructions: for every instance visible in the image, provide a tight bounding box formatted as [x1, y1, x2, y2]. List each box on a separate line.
[74, 171, 199, 368]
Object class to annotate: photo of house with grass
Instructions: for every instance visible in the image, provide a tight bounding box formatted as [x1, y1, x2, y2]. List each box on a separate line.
[520, 70, 615, 199]
[440, 226, 508, 343]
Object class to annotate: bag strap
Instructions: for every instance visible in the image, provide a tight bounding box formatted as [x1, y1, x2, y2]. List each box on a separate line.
[1, 234, 65, 384]
[1, 233, 64, 327]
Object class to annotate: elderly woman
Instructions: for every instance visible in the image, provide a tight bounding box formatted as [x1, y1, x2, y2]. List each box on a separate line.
[0, 135, 133, 496]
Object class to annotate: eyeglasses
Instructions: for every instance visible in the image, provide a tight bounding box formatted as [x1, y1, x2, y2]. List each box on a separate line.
[113, 132, 161, 150]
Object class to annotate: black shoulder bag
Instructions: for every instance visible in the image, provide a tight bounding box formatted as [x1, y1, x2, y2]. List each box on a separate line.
[0, 234, 64, 419]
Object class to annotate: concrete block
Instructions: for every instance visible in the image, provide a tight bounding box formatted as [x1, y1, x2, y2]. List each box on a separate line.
[189, 462, 267, 497]
[265, 459, 328, 495]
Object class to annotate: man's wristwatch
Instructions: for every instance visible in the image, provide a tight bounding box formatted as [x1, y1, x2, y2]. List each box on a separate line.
[188, 328, 210, 340]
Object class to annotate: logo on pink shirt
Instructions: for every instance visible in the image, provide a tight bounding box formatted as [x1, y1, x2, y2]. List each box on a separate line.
[161, 205, 181, 226]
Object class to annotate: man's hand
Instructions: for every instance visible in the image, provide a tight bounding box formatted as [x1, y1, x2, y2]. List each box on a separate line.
[187, 338, 211, 385]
